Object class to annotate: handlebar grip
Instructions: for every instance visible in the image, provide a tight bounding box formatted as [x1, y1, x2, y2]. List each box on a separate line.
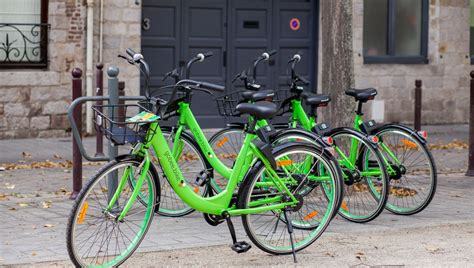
[203, 51, 214, 58]
[267, 50, 277, 56]
[126, 48, 137, 57]
[198, 81, 225, 92]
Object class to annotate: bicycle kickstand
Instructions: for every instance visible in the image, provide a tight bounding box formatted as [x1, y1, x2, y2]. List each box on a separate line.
[283, 209, 297, 263]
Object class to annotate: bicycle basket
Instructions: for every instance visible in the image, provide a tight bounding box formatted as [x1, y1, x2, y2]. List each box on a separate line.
[214, 90, 247, 117]
[93, 103, 158, 146]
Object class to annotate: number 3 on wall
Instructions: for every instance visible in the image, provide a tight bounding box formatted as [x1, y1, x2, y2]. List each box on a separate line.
[142, 18, 151, 31]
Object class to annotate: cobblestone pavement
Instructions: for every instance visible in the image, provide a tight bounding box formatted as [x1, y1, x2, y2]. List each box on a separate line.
[0, 124, 472, 265]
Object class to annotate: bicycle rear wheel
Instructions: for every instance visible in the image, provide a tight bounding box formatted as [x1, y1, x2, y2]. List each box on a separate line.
[238, 143, 341, 255]
[328, 129, 389, 223]
[67, 157, 159, 267]
[376, 127, 437, 215]
[153, 127, 209, 217]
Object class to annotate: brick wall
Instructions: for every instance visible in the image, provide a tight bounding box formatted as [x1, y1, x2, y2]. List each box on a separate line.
[0, 0, 141, 139]
[352, 0, 470, 124]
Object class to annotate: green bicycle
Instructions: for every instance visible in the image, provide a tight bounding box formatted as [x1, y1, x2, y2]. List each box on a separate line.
[213, 53, 436, 216]
[152, 51, 342, 220]
[66, 49, 343, 266]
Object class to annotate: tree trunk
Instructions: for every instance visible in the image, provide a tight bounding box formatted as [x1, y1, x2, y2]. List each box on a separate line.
[320, 0, 355, 128]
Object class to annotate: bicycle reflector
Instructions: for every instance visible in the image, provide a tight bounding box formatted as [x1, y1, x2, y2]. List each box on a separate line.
[323, 136, 333, 145]
[368, 135, 379, 144]
[418, 130, 428, 140]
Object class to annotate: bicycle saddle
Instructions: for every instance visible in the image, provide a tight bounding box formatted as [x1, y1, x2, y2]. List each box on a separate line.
[301, 92, 331, 107]
[241, 90, 275, 102]
[345, 88, 377, 102]
[235, 101, 278, 120]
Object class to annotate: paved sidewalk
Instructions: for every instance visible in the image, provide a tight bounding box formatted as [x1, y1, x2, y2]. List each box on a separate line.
[0, 124, 472, 266]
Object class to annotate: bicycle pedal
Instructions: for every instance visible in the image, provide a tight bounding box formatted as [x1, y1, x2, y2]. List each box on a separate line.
[231, 241, 251, 253]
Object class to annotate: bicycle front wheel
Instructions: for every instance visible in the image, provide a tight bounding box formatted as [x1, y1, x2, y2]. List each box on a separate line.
[376, 127, 437, 215]
[238, 143, 342, 255]
[66, 157, 159, 267]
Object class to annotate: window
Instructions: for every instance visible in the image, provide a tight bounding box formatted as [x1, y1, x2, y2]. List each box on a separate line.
[0, 0, 49, 68]
[363, 0, 429, 64]
[470, 0, 474, 64]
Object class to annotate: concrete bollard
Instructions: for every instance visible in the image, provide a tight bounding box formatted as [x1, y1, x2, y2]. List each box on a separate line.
[107, 66, 120, 201]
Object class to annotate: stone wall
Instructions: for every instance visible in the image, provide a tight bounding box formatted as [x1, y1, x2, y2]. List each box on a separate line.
[0, 0, 141, 139]
[0, 0, 471, 139]
[352, 0, 470, 124]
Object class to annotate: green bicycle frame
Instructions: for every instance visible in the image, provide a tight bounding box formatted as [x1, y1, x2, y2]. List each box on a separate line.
[289, 99, 397, 175]
[107, 103, 307, 220]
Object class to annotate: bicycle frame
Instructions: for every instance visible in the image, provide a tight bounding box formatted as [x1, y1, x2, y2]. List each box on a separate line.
[288, 98, 397, 176]
[108, 106, 306, 220]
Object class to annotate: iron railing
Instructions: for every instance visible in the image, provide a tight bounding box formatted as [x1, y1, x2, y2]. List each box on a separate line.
[0, 23, 50, 68]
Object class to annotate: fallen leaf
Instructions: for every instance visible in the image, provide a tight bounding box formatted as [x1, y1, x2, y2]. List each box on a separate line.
[43, 223, 54, 228]
[8, 207, 16, 211]
[22, 152, 32, 158]
[18, 202, 29, 207]
[42, 201, 52, 209]
[31, 252, 37, 256]
[53, 154, 62, 159]
[425, 245, 441, 253]
[4, 183, 15, 189]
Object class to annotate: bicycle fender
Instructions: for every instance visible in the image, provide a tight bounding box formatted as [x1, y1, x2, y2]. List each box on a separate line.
[273, 128, 334, 159]
[325, 127, 379, 150]
[372, 124, 427, 144]
[226, 122, 246, 128]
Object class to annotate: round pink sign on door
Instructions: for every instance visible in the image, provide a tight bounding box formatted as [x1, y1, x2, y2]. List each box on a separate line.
[290, 18, 300, 31]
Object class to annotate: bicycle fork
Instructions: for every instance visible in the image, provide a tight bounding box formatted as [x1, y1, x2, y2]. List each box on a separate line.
[106, 154, 151, 222]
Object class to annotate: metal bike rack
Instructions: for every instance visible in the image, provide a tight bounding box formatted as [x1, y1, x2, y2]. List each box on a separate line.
[68, 66, 147, 198]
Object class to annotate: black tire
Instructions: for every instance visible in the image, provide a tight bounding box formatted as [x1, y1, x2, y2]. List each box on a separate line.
[237, 143, 342, 255]
[66, 156, 160, 267]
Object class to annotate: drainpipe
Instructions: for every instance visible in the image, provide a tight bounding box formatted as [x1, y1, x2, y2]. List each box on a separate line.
[99, 0, 104, 62]
[85, 0, 95, 134]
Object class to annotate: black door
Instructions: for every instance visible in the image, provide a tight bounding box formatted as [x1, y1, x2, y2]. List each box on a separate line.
[142, 0, 318, 127]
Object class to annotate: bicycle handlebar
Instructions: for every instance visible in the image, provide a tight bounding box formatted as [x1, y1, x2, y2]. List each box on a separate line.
[185, 51, 213, 78]
[252, 49, 277, 83]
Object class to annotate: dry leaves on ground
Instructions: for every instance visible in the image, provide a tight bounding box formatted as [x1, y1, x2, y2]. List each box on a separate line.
[43, 223, 54, 228]
[0, 160, 103, 171]
[428, 140, 468, 150]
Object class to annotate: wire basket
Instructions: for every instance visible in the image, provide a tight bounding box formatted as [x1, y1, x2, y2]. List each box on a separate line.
[144, 91, 188, 120]
[214, 90, 247, 117]
[93, 103, 158, 146]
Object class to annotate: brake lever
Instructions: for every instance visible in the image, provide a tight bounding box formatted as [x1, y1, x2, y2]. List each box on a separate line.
[118, 54, 135, 65]
[232, 70, 247, 83]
